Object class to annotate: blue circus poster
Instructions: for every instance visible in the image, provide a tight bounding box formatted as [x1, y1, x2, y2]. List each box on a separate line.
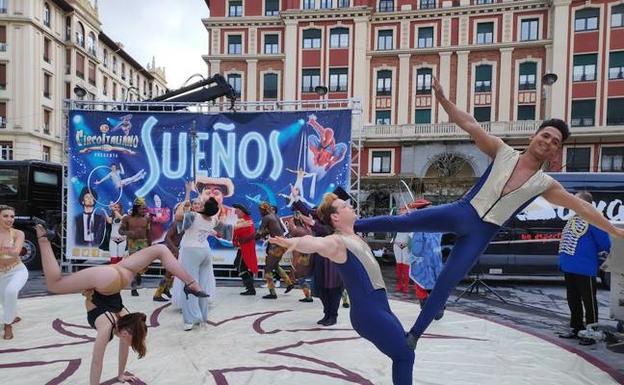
[67, 109, 352, 265]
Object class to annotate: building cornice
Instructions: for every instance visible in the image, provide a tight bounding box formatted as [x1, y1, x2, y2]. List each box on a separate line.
[202, 54, 285, 63]
[367, 39, 552, 57]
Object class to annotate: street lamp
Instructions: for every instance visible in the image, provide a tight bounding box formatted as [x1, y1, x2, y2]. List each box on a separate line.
[73, 85, 86, 99]
[315, 85, 328, 109]
[541, 73, 558, 119]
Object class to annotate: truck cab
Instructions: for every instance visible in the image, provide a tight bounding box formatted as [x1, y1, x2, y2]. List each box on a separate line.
[0, 160, 63, 269]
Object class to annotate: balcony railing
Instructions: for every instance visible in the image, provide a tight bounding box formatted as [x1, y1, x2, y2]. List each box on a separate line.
[357, 121, 624, 140]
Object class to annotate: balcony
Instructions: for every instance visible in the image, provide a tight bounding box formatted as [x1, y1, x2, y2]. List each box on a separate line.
[356, 121, 624, 141]
[0, 43, 6, 51]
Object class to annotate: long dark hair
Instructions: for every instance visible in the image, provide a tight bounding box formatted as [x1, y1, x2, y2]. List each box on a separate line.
[117, 312, 148, 358]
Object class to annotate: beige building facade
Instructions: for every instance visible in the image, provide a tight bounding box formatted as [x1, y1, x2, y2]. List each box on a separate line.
[0, 0, 167, 163]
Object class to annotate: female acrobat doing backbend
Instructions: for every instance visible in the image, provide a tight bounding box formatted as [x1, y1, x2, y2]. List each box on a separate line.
[35, 224, 208, 385]
[269, 193, 415, 385]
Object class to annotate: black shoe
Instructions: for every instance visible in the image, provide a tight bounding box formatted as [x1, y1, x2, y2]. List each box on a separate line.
[240, 289, 256, 296]
[317, 315, 329, 325]
[285, 284, 295, 294]
[131, 289, 139, 297]
[162, 288, 172, 298]
[153, 296, 168, 302]
[183, 281, 209, 299]
[299, 297, 313, 303]
[578, 337, 596, 346]
[262, 293, 277, 299]
[558, 331, 579, 339]
[342, 302, 350, 308]
[434, 306, 446, 320]
[32, 217, 56, 241]
[322, 316, 337, 326]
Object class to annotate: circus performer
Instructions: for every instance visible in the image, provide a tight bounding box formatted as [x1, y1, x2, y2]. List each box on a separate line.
[307, 114, 347, 171]
[286, 213, 314, 302]
[176, 182, 220, 330]
[256, 202, 294, 299]
[269, 193, 415, 385]
[119, 197, 151, 296]
[0, 205, 27, 340]
[354, 77, 624, 351]
[35, 223, 208, 385]
[106, 202, 127, 264]
[95, 163, 146, 192]
[232, 203, 258, 296]
[148, 193, 171, 244]
[392, 205, 412, 294]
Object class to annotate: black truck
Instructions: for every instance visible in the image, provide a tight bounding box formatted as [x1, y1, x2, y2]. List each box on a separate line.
[0, 160, 63, 269]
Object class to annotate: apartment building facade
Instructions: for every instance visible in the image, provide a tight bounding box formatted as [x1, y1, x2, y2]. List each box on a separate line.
[0, 0, 167, 163]
[204, 0, 624, 210]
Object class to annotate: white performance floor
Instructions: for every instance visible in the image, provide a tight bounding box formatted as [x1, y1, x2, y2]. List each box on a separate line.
[1, 287, 621, 385]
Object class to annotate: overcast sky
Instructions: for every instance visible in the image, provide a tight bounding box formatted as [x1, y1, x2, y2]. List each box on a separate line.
[98, 0, 210, 90]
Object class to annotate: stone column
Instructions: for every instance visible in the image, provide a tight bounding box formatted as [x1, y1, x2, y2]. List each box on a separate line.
[549, 0, 571, 120]
[246, 59, 257, 102]
[397, 54, 411, 124]
[498, 47, 514, 121]
[438, 51, 452, 122]
[456, 51, 470, 111]
[283, 20, 298, 106]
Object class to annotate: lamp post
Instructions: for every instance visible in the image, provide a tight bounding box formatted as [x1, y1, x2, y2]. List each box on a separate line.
[315, 85, 328, 109]
[541, 73, 558, 120]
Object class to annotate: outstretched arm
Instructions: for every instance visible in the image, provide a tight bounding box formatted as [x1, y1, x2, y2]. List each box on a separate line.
[89, 322, 112, 385]
[542, 182, 624, 238]
[433, 76, 502, 158]
[117, 332, 136, 383]
[269, 235, 345, 263]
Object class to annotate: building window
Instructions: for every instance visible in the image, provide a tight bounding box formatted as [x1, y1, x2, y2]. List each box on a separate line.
[417, 27, 434, 48]
[320, 0, 332, 8]
[229, 0, 243, 17]
[613, 4, 624, 28]
[518, 62, 537, 90]
[87, 32, 96, 55]
[43, 37, 51, 63]
[75, 22, 85, 47]
[476, 0, 494, 3]
[43, 109, 51, 134]
[112, 56, 117, 74]
[0, 0, 7, 13]
[0, 26, 6, 51]
[0, 142, 13, 160]
[303, 0, 315, 9]
[377, 29, 393, 50]
[43, 72, 51, 98]
[264, 34, 279, 54]
[414, 109, 431, 124]
[88, 61, 96, 86]
[301, 69, 320, 93]
[228, 35, 242, 54]
[475, 64, 492, 92]
[607, 98, 624, 125]
[474, 106, 491, 122]
[420, 0, 436, 9]
[43, 3, 51, 27]
[302, 29, 321, 49]
[379, 0, 394, 12]
[0, 102, 5, 127]
[263, 73, 278, 99]
[376, 70, 392, 96]
[517, 105, 535, 120]
[566, 147, 591, 171]
[338, 0, 349, 7]
[102, 76, 108, 96]
[609, 51, 624, 80]
[575, 8, 599, 32]
[42, 145, 51, 162]
[76, 52, 84, 78]
[371, 150, 392, 173]
[416, 68, 432, 94]
[329, 68, 348, 92]
[265, 0, 279, 16]
[573, 54, 597, 82]
[102, 48, 108, 67]
[65, 16, 71, 41]
[476, 22, 494, 44]
[375, 110, 391, 125]
[0, 63, 5, 90]
[571, 99, 595, 127]
[601, 147, 624, 172]
[330, 27, 349, 48]
[520, 18, 539, 41]
[227, 73, 242, 98]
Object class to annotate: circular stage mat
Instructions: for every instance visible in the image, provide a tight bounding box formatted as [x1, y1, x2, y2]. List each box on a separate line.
[1, 287, 620, 385]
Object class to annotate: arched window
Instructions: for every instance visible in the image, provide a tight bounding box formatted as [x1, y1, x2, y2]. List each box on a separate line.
[87, 32, 96, 55]
[75, 21, 85, 47]
[43, 3, 51, 27]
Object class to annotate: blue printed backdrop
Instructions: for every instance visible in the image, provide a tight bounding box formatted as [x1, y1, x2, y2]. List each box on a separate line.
[67, 110, 352, 264]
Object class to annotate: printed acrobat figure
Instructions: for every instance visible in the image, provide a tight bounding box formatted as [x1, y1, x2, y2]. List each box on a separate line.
[307, 114, 347, 171]
[111, 114, 133, 136]
[279, 168, 316, 207]
[95, 163, 146, 192]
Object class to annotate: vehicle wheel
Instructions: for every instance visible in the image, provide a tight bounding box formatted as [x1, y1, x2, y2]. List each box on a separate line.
[20, 231, 41, 270]
[599, 270, 611, 290]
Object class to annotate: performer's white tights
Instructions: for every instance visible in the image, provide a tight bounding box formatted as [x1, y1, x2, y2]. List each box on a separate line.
[0, 264, 28, 324]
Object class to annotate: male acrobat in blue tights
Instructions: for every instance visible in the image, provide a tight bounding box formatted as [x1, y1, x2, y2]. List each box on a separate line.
[355, 77, 624, 349]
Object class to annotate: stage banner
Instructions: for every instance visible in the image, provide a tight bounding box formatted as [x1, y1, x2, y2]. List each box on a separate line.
[67, 110, 352, 265]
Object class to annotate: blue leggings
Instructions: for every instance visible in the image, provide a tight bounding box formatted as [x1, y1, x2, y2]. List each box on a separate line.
[350, 290, 415, 385]
[355, 200, 500, 339]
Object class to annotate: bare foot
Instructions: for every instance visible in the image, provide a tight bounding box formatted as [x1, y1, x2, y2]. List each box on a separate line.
[3, 324, 13, 340]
